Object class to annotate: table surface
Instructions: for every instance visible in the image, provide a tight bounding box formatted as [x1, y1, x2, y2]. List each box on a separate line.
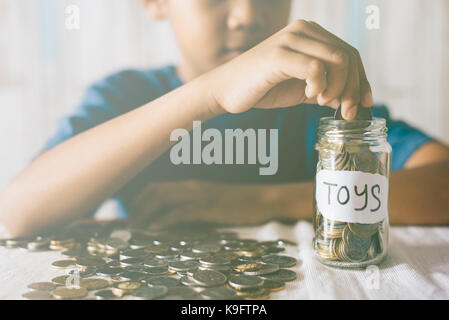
[1, 221, 448, 300]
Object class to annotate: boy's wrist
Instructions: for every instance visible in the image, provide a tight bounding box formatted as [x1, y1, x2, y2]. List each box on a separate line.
[194, 71, 227, 118]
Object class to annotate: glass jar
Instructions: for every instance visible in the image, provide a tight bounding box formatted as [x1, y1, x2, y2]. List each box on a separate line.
[313, 117, 391, 268]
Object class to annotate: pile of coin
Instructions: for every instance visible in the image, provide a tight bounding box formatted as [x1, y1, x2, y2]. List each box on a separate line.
[314, 139, 387, 264]
[1, 222, 298, 300]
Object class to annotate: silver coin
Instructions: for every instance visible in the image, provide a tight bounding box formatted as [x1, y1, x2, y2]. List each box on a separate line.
[228, 275, 264, 290]
[147, 276, 180, 287]
[180, 275, 203, 288]
[261, 255, 297, 268]
[146, 266, 169, 276]
[245, 263, 279, 276]
[180, 251, 212, 261]
[168, 260, 199, 272]
[343, 226, 372, 254]
[133, 286, 168, 300]
[119, 271, 147, 282]
[198, 264, 231, 273]
[120, 257, 144, 267]
[259, 269, 297, 282]
[191, 270, 227, 287]
[199, 256, 231, 266]
[348, 223, 379, 238]
[119, 248, 150, 260]
[201, 287, 238, 300]
[144, 258, 168, 267]
[96, 266, 123, 276]
[192, 244, 222, 254]
[351, 149, 380, 174]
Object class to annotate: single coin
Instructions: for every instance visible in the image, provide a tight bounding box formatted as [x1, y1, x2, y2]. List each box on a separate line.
[119, 271, 147, 282]
[180, 275, 202, 288]
[111, 281, 142, 297]
[133, 286, 168, 300]
[259, 269, 297, 282]
[261, 255, 297, 268]
[180, 251, 211, 261]
[235, 245, 265, 258]
[233, 263, 263, 273]
[79, 278, 110, 290]
[147, 276, 180, 287]
[146, 266, 169, 276]
[348, 223, 379, 238]
[262, 280, 285, 292]
[191, 270, 227, 287]
[201, 287, 238, 300]
[96, 266, 123, 277]
[120, 257, 144, 267]
[198, 264, 231, 273]
[22, 291, 54, 300]
[119, 248, 150, 260]
[342, 226, 372, 254]
[94, 289, 117, 300]
[52, 287, 88, 300]
[192, 244, 222, 254]
[144, 258, 168, 267]
[228, 275, 264, 290]
[27, 238, 50, 251]
[27, 282, 56, 291]
[51, 260, 76, 269]
[52, 275, 70, 286]
[352, 150, 380, 174]
[248, 263, 279, 276]
[168, 260, 199, 272]
[199, 256, 231, 266]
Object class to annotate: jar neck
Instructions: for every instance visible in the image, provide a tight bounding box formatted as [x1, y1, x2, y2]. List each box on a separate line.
[317, 117, 387, 143]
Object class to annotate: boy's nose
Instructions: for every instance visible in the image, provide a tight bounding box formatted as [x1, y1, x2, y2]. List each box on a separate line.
[227, 0, 259, 30]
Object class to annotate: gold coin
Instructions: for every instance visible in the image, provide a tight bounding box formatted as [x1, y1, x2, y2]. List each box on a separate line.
[52, 275, 70, 285]
[80, 278, 110, 290]
[52, 287, 88, 300]
[27, 282, 56, 291]
[51, 260, 76, 269]
[111, 281, 142, 297]
[233, 263, 263, 273]
[22, 291, 55, 300]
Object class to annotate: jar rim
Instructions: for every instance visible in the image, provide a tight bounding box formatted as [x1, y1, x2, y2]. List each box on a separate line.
[317, 117, 387, 139]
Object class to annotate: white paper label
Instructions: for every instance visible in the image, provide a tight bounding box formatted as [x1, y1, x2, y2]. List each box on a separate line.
[315, 170, 389, 224]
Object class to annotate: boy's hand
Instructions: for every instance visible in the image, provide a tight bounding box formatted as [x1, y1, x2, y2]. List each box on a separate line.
[209, 20, 373, 120]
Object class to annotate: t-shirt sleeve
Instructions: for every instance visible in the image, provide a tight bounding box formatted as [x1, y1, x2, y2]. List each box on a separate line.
[371, 105, 435, 171]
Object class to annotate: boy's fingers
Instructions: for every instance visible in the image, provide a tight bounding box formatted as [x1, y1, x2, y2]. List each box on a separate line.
[340, 55, 361, 120]
[316, 52, 349, 106]
[305, 21, 373, 108]
[273, 47, 327, 95]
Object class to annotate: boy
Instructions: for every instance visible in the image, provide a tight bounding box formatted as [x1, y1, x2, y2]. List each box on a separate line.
[1, 0, 448, 237]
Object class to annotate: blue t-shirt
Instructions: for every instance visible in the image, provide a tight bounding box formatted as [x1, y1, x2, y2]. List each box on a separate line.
[41, 65, 433, 217]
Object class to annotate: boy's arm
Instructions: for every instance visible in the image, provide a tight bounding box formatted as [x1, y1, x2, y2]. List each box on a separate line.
[0, 78, 217, 237]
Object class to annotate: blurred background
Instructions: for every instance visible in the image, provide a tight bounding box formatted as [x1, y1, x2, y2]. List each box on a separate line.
[1, 0, 448, 193]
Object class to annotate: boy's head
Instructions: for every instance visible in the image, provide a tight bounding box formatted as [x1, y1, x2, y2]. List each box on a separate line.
[142, 0, 292, 81]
